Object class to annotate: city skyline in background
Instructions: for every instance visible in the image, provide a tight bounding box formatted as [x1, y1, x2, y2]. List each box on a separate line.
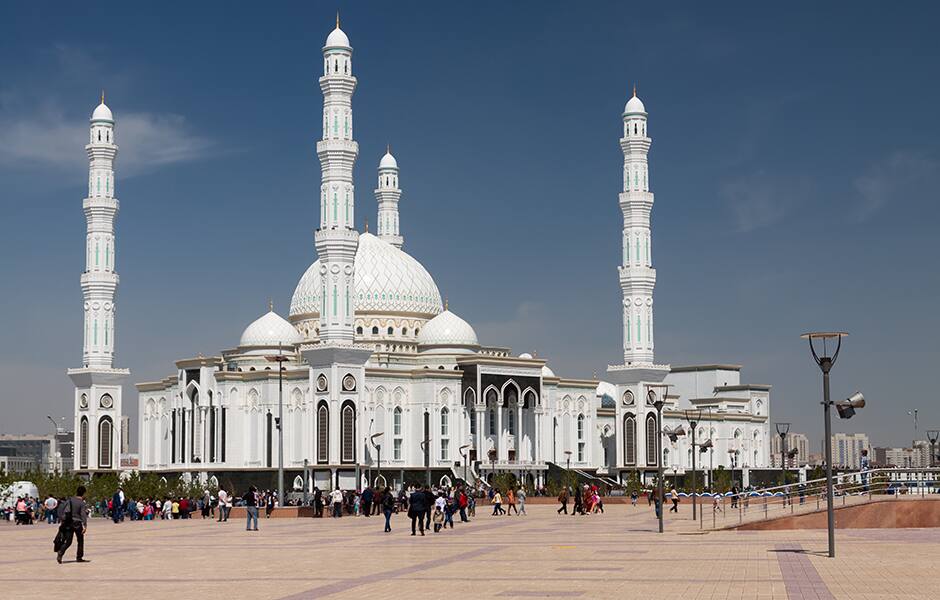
[1, 2, 938, 450]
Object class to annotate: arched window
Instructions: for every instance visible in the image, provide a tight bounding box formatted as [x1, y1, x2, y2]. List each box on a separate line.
[356, 326, 363, 334]
[646, 414, 658, 466]
[387, 326, 394, 335]
[393, 407, 402, 436]
[341, 401, 356, 463]
[79, 416, 89, 469]
[317, 402, 329, 464]
[577, 414, 585, 461]
[371, 326, 379, 335]
[623, 413, 636, 466]
[98, 416, 113, 468]
[464, 388, 475, 408]
[488, 410, 496, 435]
[507, 410, 515, 435]
[440, 407, 449, 436]
[524, 390, 536, 408]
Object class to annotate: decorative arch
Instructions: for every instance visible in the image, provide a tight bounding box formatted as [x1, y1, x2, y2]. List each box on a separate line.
[291, 387, 303, 408]
[463, 387, 476, 408]
[79, 416, 89, 469]
[623, 412, 636, 466]
[439, 387, 452, 405]
[622, 390, 635, 405]
[317, 400, 329, 464]
[341, 400, 356, 463]
[484, 385, 499, 407]
[500, 379, 520, 405]
[98, 415, 114, 468]
[645, 413, 658, 466]
[522, 388, 537, 408]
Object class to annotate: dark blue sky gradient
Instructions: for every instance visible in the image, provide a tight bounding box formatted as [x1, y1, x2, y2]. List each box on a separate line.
[1, 2, 938, 449]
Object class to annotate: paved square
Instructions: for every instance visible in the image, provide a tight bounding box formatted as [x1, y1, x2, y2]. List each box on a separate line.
[2, 503, 937, 599]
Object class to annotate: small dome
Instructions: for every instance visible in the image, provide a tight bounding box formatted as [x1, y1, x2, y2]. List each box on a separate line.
[92, 102, 113, 122]
[379, 150, 398, 170]
[417, 310, 479, 349]
[541, 365, 556, 378]
[239, 310, 303, 348]
[326, 25, 350, 48]
[624, 94, 646, 114]
[518, 352, 533, 359]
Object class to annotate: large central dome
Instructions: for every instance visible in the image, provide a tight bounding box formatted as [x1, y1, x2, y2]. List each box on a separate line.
[290, 232, 443, 321]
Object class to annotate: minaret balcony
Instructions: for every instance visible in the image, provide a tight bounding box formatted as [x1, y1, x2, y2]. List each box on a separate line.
[83, 197, 119, 211]
[81, 271, 119, 287]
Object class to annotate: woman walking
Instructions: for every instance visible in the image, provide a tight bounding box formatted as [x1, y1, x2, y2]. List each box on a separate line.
[557, 487, 569, 514]
[381, 487, 395, 532]
[491, 489, 504, 515]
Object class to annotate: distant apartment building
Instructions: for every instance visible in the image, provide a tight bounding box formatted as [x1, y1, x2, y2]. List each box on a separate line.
[770, 432, 809, 467]
[829, 433, 870, 469]
[874, 442, 931, 468]
[0, 433, 73, 473]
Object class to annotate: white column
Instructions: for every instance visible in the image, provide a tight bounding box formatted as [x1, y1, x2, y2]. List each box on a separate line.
[619, 89, 657, 365]
[375, 148, 403, 248]
[315, 19, 359, 345]
[497, 404, 504, 462]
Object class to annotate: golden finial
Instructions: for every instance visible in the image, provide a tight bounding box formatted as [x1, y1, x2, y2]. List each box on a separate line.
[444, 297, 449, 311]
[336, 10, 340, 28]
[632, 83, 637, 98]
[592, 369, 598, 379]
[364, 216, 369, 232]
[268, 298, 273, 312]
[101, 89, 105, 104]
[386, 143, 391, 154]
[533, 350, 538, 357]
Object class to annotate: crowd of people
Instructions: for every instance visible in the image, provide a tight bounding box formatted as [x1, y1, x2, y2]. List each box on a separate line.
[555, 484, 605, 515]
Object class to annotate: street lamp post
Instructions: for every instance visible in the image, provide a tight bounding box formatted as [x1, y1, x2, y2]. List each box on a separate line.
[776, 422, 791, 487]
[927, 430, 939, 468]
[265, 342, 290, 508]
[648, 384, 670, 534]
[685, 408, 702, 521]
[370, 432, 384, 487]
[420, 437, 431, 487]
[802, 331, 847, 559]
[459, 444, 472, 484]
[303, 458, 309, 506]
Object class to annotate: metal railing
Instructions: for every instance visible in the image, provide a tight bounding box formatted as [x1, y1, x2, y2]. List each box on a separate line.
[698, 468, 940, 530]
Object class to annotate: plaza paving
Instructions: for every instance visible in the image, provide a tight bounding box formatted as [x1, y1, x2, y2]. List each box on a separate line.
[1, 502, 937, 599]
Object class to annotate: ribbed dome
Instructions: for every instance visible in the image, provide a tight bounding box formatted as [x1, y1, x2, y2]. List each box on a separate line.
[624, 94, 646, 114]
[239, 310, 303, 348]
[92, 102, 113, 122]
[325, 26, 350, 48]
[379, 151, 398, 169]
[417, 310, 479, 349]
[290, 232, 442, 319]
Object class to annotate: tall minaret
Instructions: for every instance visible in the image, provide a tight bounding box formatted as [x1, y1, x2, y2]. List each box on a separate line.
[315, 14, 359, 344]
[618, 87, 656, 365]
[375, 146, 403, 248]
[69, 93, 128, 472]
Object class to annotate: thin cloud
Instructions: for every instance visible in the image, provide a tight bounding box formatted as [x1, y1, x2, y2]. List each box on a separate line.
[0, 105, 213, 178]
[720, 171, 809, 233]
[853, 151, 938, 221]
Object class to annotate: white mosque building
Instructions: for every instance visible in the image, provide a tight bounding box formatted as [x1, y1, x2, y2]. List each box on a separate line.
[72, 20, 772, 491]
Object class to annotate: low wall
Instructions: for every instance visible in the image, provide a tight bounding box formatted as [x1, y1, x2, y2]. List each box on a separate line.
[737, 498, 940, 530]
[228, 506, 315, 519]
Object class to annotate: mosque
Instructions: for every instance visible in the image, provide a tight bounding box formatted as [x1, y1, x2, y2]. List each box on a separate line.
[70, 19, 772, 491]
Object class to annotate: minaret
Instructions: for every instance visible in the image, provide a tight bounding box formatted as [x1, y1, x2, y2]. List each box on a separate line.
[375, 146, 403, 248]
[315, 14, 359, 344]
[68, 93, 129, 472]
[618, 87, 656, 365]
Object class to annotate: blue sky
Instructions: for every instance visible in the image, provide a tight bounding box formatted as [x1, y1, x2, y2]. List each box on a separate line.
[1, 1, 938, 451]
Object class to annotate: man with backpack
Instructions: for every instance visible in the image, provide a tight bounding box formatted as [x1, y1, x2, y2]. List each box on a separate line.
[55, 485, 88, 564]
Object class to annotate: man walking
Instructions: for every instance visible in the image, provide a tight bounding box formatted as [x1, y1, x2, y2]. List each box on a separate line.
[557, 487, 569, 514]
[330, 487, 344, 517]
[243, 486, 259, 531]
[409, 486, 428, 536]
[217, 488, 229, 522]
[55, 485, 88, 564]
[381, 487, 395, 532]
[44, 495, 58, 524]
[517, 487, 527, 516]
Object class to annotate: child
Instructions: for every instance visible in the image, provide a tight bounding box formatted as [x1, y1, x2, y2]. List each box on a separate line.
[630, 490, 638, 507]
[432, 506, 444, 532]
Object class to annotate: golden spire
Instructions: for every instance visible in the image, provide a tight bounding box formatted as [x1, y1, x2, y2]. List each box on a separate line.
[100, 89, 105, 104]
[268, 298, 273, 312]
[592, 369, 598, 379]
[336, 10, 340, 28]
[386, 143, 391, 154]
[632, 83, 637, 98]
[444, 297, 449, 311]
[364, 216, 369, 232]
